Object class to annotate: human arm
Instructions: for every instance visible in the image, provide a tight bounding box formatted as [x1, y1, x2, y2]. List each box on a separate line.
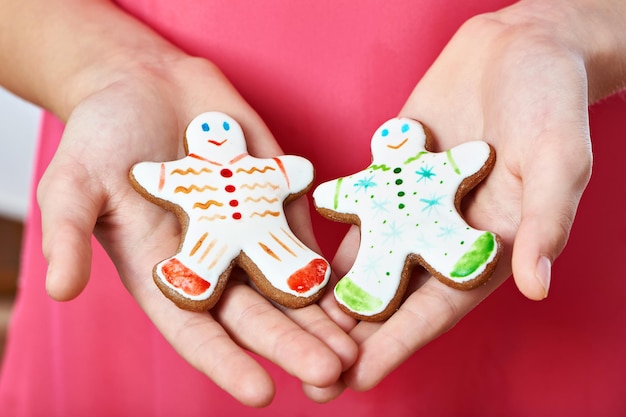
[335, 0, 626, 390]
[0, 0, 356, 406]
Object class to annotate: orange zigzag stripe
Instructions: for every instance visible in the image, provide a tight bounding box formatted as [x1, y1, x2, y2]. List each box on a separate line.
[236, 166, 275, 174]
[250, 210, 280, 218]
[241, 182, 280, 190]
[244, 196, 279, 204]
[198, 215, 227, 221]
[193, 200, 224, 210]
[175, 184, 218, 194]
[170, 167, 213, 176]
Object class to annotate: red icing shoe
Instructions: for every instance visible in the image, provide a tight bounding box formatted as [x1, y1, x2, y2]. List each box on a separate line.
[161, 258, 211, 296]
[287, 258, 328, 293]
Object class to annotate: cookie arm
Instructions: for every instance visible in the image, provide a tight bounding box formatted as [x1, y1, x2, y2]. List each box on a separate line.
[274, 155, 314, 195]
[312, 177, 345, 212]
[130, 161, 167, 196]
[446, 141, 493, 178]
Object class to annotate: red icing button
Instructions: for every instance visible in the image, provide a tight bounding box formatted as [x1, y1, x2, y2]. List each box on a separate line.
[220, 168, 233, 177]
[229, 199, 239, 207]
[225, 185, 236, 192]
[287, 258, 328, 293]
[232, 212, 242, 220]
[161, 258, 210, 296]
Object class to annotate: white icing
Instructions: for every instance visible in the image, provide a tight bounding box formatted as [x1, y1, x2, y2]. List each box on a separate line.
[313, 117, 500, 318]
[131, 112, 330, 307]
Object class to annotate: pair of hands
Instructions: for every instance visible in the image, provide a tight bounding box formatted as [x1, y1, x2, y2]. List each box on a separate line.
[37, 2, 595, 408]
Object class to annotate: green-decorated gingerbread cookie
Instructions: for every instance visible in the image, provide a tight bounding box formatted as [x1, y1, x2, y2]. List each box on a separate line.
[313, 117, 501, 321]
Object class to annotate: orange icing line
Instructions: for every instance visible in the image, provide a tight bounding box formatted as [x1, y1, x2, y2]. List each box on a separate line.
[190, 232, 208, 256]
[175, 184, 219, 194]
[158, 163, 166, 191]
[250, 210, 280, 218]
[198, 215, 227, 221]
[236, 166, 276, 174]
[270, 232, 297, 257]
[281, 227, 304, 249]
[208, 244, 228, 270]
[193, 200, 224, 210]
[170, 167, 213, 176]
[244, 196, 279, 204]
[387, 138, 408, 149]
[259, 242, 281, 261]
[241, 182, 279, 190]
[199, 238, 217, 263]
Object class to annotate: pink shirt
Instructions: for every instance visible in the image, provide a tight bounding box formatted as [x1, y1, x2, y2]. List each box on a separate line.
[2, 1, 626, 415]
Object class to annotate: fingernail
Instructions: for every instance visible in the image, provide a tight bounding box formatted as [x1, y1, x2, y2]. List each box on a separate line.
[535, 256, 551, 299]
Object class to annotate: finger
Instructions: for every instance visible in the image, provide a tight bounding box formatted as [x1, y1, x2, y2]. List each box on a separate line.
[284, 303, 358, 373]
[301, 379, 347, 404]
[512, 136, 592, 300]
[344, 270, 506, 391]
[285, 198, 357, 336]
[37, 159, 102, 301]
[293, 302, 354, 402]
[134, 284, 276, 407]
[319, 225, 361, 332]
[214, 284, 344, 389]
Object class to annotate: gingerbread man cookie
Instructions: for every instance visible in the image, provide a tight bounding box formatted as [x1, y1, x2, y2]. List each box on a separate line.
[313, 117, 501, 321]
[130, 112, 330, 311]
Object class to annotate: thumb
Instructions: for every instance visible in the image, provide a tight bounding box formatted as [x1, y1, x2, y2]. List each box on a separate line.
[37, 157, 102, 301]
[512, 136, 592, 300]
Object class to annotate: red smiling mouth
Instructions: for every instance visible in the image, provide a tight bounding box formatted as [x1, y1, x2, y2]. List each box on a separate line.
[208, 139, 228, 146]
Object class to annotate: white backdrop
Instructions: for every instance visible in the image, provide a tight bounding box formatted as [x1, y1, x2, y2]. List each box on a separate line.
[0, 88, 40, 220]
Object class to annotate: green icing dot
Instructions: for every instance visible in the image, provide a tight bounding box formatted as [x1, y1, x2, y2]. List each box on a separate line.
[334, 277, 383, 313]
[399, 203, 405, 209]
[393, 167, 402, 174]
[398, 191, 405, 197]
[450, 232, 496, 278]
[395, 179, 403, 185]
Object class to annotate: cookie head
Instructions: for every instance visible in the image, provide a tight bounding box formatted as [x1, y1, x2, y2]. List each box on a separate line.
[370, 117, 427, 161]
[184, 112, 247, 158]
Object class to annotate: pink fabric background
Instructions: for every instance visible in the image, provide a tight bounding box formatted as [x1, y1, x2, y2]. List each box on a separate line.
[2, 1, 626, 415]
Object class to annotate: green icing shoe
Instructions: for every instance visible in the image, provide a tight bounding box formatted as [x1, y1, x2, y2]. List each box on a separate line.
[334, 276, 383, 313]
[450, 232, 495, 278]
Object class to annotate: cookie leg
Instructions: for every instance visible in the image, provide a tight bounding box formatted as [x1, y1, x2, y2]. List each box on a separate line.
[155, 237, 239, 301]
[334, 242, 408, 320]
[241, 227, 330, 304]
[156, 257, 211, 296]
[423, 229, 500, 288]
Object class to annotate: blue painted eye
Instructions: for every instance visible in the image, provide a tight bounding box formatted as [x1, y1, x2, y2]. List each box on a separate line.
[381, 128, 389, 137]
[223, 121, 230, 131]
[401, 123, 410, 133]
[201, 123, 210, 132]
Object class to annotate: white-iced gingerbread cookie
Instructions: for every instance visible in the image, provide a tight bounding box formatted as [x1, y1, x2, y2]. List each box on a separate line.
[130, 112, 330, 311]
[313, 117, 501, 321]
